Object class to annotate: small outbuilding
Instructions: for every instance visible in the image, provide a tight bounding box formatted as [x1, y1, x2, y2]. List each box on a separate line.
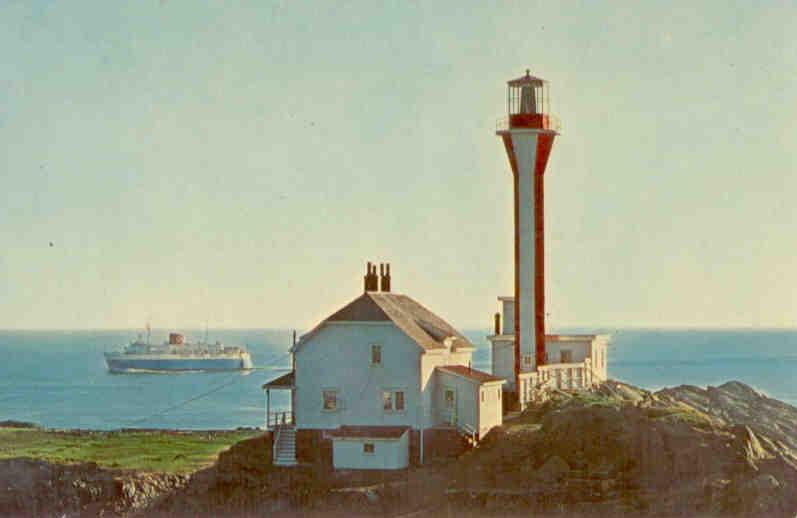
[329, 426, 410, 470]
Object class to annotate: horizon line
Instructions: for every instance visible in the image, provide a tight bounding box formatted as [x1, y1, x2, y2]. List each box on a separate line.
[2, 325, 797, 332]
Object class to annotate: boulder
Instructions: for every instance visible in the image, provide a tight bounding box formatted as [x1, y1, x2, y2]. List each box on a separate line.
[535, 456, 570, 483]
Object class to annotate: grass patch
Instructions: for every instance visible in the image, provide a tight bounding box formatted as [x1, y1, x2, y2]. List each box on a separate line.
[644, 404, 714, 427]
[564, 392, 623, 410]
[0, 427, 260, 473]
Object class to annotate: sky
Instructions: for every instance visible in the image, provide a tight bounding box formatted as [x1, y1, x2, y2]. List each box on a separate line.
[1, 1, 796, 330]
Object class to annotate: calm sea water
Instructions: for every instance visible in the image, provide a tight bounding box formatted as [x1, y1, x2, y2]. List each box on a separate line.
[0, 328, 795, 430]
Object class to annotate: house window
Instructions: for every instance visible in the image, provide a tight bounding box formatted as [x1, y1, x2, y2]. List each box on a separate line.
[560, 349, 573, 363]
[382, 390, 405, 412]
[322, 389, 338, 411]
[363, 443, 375, 454]
[371, 344, 382, 365]
[481, 390, 485, 403]
[444, 389, 455, 409]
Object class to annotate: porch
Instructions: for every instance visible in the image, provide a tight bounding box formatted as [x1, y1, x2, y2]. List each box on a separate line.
[262, 370, 295, 430]
[262, 370, 296, 466]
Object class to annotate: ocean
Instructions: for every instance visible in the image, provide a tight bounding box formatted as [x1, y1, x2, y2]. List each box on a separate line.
[1, 328, 795, 430]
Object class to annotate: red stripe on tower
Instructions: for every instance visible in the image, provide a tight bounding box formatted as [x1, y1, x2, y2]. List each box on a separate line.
[534, 133, 555, 367]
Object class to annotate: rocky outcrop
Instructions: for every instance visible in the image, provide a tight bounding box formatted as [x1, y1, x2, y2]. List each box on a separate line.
[146, 433, 276, 516]
[0, 458, 187, 517]
[657, 381, 797, 456]
[450, 380, 797, 517]
[0, 434, 279, 518]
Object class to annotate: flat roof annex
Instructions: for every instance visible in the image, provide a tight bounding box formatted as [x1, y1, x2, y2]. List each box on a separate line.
[437, 365, 505, 384]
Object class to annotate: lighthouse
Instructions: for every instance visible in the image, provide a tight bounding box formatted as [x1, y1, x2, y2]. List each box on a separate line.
[496, 70, 559, 393]
[488, 70, 608, 410]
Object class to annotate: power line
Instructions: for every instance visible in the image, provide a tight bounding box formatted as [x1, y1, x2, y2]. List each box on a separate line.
[122, 348, 294, 428]
[123, 375, 244, 428]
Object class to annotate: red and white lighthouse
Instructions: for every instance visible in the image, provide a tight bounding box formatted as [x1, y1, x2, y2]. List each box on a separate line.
[496, 70, 560, 391]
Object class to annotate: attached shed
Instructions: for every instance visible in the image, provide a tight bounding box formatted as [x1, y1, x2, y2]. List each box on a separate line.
[435, 365, 504, 438]
[329, 426, 410, 470]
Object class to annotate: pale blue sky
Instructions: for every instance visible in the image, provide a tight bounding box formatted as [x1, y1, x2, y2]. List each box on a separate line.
[1, 1, 795, 330]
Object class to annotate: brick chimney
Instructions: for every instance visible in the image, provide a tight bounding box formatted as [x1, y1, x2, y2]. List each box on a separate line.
[380, 263, 391, 292]
[364, 262, 379, 292]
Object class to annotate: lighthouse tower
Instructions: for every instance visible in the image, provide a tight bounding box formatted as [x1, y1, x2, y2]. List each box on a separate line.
[496, 70, 559, 392]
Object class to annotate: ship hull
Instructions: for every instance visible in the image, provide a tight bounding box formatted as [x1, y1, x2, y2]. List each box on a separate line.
[104, 353, 253, 373]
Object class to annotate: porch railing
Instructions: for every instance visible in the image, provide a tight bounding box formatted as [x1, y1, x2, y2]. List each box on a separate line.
[267, 411, 294, 429]
[518, 359, 600, 407]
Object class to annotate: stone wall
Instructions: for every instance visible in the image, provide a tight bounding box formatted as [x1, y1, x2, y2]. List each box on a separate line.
[409, 429, 469, 466]
[296, 429, 333, 465]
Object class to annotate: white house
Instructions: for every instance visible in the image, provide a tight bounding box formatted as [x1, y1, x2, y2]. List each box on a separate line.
[263, 263, 505, 470]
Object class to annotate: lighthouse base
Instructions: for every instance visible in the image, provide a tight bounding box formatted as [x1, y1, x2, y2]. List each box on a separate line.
[488, 327, 611, 411]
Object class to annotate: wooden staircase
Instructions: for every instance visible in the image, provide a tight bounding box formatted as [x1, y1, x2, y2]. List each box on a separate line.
[272, 426, 297, 466]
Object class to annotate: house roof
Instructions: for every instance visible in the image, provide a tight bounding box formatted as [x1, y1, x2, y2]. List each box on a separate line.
[437, 365, 505, 384]
[261, 370, 294, 389]
[328, 425, 410, 440]
[295, 292, 474, 352]
[327, 293, 390, 321]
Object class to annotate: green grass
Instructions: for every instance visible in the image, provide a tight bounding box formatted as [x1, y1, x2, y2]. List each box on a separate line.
[0, 427, 261, 473]
[645, 404, 714, 427]
[566, 392, 624, 409]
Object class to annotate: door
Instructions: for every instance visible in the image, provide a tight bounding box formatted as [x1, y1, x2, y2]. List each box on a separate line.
[443, 388, 456, 426]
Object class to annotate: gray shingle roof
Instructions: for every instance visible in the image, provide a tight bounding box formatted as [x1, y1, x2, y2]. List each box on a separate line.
[327, 294, 390, 322]
[368, 292, 472, 351]
[296, 292, 474, 352]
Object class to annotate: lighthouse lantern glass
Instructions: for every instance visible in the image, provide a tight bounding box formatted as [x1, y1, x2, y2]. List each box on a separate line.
[508, 83, 548, 117]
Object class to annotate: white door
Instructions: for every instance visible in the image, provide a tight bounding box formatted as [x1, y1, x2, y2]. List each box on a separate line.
[443, 387, 456, 426]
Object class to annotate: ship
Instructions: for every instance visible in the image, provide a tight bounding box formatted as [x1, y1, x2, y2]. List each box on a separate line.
[104, 331, 254, 373]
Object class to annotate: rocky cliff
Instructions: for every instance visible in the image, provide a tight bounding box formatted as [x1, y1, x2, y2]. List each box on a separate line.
[449, 380, 797, 517]
[0, 458, 187, 517]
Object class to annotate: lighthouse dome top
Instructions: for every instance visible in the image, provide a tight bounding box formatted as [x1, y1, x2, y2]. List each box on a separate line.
[507, 69, 547, 87]
[498, 69, 560, 133]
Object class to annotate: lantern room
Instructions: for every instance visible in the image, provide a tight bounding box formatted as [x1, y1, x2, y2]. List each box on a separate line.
[504, 69, 559, 132]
